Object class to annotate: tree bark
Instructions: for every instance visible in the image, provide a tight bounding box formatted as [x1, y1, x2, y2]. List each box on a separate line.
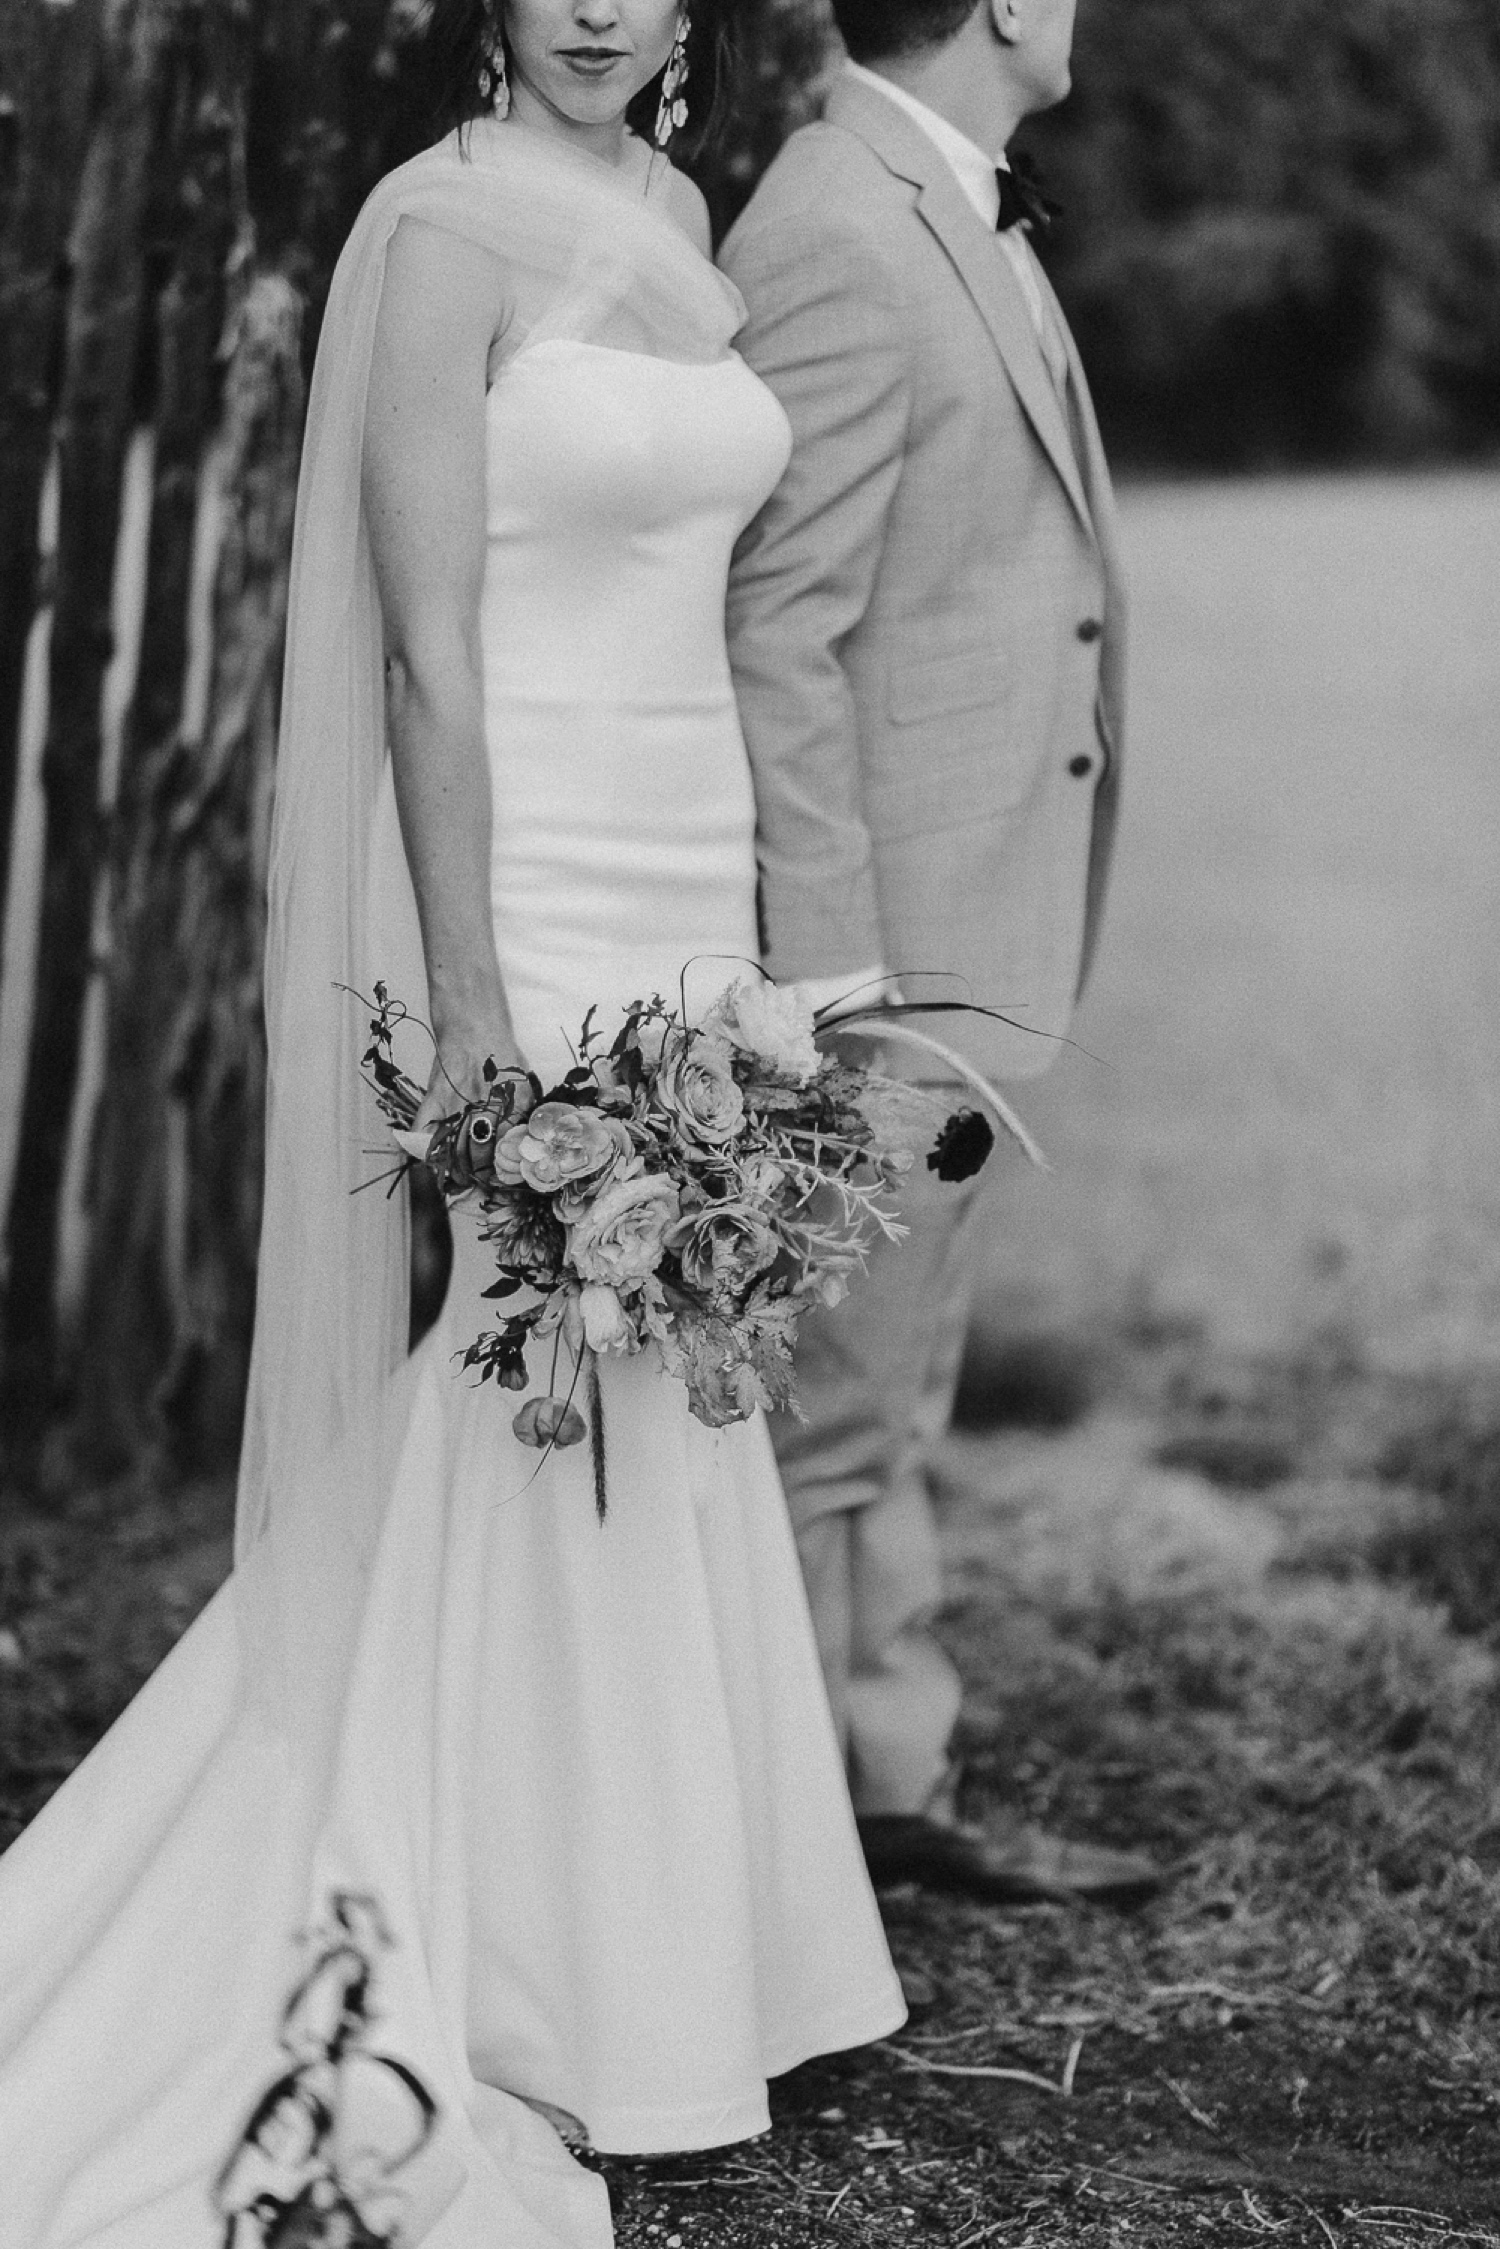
[72, 0, 408, 1467]
[56, 0, 253, 1460]
[0, 0, 104, 938]
[1, 0, 170, 1419]
[70, 0, 389, 1471]
[81, 271, 303, 1470]
[132, 0, 254, 753]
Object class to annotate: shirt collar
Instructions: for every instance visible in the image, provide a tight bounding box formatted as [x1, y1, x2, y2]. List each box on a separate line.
[844, 60, 1004, 225]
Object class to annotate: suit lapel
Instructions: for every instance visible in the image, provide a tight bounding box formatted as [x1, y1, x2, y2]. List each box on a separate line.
[1029, 254, 1125, 763]
[824, 75, 1095, 543]
[917, 169, 1095, 540]
[1032, 252, 1120, 570]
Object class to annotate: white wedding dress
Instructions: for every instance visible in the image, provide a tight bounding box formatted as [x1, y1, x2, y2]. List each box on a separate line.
[0, 124, 903, 2249]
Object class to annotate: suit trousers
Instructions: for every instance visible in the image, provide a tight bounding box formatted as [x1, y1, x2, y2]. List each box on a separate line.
[770, 1152, 993, 1817]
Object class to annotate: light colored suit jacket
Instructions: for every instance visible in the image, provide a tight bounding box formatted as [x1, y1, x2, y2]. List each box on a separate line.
[723, 72, 1127, 1080]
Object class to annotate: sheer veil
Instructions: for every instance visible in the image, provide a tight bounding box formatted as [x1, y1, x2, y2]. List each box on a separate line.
[235, 118, 745, 1791]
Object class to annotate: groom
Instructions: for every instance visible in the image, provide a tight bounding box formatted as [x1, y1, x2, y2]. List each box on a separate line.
[725, 0, 1158, 1906]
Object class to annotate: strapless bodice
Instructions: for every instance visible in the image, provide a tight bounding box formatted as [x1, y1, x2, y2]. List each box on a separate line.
[479, 333, 791, 1078]
[482, 337, 790, 707]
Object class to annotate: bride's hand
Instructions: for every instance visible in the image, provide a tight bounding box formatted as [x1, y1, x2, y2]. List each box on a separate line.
[415, 1013, 527, 1134]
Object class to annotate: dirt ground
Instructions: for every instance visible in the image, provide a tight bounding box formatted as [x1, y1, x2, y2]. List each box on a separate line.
[4, 474, 1500, 2243]
[594, 1338, 1500, 2248]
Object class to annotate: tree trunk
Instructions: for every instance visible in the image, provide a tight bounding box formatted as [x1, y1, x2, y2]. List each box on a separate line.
[57, 0, 256, 1462]
[70, 0, 414, 1469]
[132, 0, 255, 755]
[80, 271, 303, 1470]
[1, 0, 169, 1421]
[0, 0, 103, 938]
[70, 0, 381, 1472]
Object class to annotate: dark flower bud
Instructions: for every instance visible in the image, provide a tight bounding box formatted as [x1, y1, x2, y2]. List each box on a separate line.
[927, 1108, 995, 1183]
[513, 1395, 587, 1449]
[455, 1106, 500, 1183]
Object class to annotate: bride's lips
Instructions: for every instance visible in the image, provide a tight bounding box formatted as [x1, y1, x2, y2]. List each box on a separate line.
[556, 46, 630, 78]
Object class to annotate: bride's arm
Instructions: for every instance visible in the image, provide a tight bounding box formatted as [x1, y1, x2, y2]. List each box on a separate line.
[363, 216, 521, 1127]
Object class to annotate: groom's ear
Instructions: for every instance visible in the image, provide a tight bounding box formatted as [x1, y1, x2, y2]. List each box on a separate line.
[989, 0, 1023, 43]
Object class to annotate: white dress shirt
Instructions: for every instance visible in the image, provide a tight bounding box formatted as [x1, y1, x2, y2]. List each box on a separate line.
[845, 61, 1049, 340]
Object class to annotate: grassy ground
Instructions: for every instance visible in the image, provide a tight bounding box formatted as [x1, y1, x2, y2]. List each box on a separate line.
[5, 475, 1500, 2242]
[595, 1329, 1500, 2245]
[979, 471, 1500, 1377]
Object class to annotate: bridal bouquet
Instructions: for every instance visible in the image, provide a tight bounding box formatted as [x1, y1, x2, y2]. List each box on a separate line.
[359, 976, 1038, 1505]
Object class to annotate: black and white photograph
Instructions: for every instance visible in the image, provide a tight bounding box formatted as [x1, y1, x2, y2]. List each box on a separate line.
[0, 0, 1498, 2241]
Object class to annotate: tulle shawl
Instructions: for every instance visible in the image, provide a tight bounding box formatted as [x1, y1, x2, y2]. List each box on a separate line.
[234, 120, 745, 1749]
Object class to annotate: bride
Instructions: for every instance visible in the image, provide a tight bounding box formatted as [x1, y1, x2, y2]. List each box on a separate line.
[0, 3, 906, 2241]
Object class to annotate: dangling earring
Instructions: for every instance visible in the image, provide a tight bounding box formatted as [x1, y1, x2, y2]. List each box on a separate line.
[654, 8, 690, 152]
[478, 14, 511, 118]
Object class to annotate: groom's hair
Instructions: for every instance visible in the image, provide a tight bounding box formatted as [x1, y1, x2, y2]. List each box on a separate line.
[830, 0, 983, 63]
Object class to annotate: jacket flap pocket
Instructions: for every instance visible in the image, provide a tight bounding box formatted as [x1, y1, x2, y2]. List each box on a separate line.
[888, 647, 1008, 725]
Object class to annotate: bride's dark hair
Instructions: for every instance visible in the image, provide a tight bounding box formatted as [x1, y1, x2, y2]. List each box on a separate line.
[423, 1, 738, 158]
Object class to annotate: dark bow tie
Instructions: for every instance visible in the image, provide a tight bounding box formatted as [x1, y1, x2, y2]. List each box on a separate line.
[995, 153, 1062, 235]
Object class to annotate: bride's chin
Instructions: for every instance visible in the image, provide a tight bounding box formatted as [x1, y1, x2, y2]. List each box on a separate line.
[520, 80, 645, 135]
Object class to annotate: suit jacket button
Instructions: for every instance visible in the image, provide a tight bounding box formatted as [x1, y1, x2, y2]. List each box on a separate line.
[1069, 754, 1094, 778]
[1076, 618, 1103, 643]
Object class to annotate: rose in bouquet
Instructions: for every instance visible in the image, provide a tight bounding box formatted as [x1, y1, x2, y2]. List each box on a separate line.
[359, 976, 1041, 1515]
